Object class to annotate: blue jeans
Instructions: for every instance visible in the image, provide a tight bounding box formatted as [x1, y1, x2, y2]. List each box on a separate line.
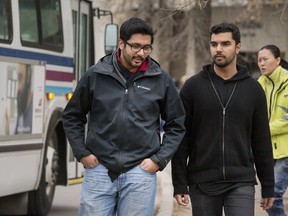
[267, 158, 288, 216]
[189, 186, 255, 216]
[78, 164, 157, 216]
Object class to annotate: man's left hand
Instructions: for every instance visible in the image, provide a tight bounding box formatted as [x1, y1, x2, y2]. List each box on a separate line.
[140, 158, 159, 173]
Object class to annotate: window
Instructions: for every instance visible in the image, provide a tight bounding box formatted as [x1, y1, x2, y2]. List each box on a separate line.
[80, 14, 88, 77]
[19, 0, 63, 52]
[41, 1, 63, 47]
[0, 0, 12, 43]
[19, 0, 38, 43]
[72, 10, 77, 78]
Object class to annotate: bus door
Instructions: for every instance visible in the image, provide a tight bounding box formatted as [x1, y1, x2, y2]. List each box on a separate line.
[67, 0, 93, 181]
[0, 57, 46, 196]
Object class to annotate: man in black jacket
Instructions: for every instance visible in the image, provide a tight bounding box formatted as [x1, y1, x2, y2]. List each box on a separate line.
[172, 22, 275, 216]
[63, 17, 185, 216]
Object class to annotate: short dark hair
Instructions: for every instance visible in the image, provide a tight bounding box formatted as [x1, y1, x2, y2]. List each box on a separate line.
[120, 17, 156, 44]
[210, 22, 241, 44]
[259, 44, 288, 70]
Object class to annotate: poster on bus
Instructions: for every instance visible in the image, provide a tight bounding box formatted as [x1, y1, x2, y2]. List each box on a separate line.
[0, 61, 45, 136]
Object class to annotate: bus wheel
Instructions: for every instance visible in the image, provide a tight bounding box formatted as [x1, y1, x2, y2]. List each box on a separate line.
[28, 131, 59, 216]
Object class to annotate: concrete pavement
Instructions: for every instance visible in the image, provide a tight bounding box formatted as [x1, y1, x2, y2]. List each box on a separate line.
[155, 171, 174, 216]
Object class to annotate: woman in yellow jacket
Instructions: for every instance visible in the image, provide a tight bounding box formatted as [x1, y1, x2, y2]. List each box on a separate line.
[258, 44, 288, 216]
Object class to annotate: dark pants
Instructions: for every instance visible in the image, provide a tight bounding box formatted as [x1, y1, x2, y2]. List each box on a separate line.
[189, 186, 255, 216]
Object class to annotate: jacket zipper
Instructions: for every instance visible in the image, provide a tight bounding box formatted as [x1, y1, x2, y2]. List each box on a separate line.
[222, 107, 226, 178]
[124, 88, 129, 101]
[117, 88, 129, 172]
[208, 74, 237, 180]
[267, 77, 275, 121]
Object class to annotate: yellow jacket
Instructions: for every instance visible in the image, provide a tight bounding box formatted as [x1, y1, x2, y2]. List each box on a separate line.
[258, 66, 288, 159]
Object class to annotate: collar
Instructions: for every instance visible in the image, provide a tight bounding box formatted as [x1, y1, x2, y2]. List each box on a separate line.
[268, 65, 282, 82]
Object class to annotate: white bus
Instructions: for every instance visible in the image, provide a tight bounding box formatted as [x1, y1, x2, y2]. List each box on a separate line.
[0, 0, 117, 215]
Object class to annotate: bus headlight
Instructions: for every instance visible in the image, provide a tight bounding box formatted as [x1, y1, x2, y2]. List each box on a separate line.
[46, 92, 55, 100]
[65, 93, 73, 100]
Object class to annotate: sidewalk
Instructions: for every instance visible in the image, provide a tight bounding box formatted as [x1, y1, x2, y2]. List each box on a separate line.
[155, 171, 288, 216]
[154, 171, 174, 216]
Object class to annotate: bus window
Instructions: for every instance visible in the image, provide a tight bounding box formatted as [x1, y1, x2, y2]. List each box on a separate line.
[72, 10, 77, 79]
[72, 3, 90, 82]
[19, 0, 63, 52]
[41, 0, 63, 47]
[80, 13, 88, 77]
[0, 0, 12, 43]
[19, 0, 39, 43]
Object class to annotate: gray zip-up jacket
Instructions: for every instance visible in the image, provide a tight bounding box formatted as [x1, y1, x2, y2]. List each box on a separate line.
[63, 51, 185, 176]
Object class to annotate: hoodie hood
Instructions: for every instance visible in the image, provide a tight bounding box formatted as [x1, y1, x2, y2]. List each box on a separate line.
[202, 63, 251, 83]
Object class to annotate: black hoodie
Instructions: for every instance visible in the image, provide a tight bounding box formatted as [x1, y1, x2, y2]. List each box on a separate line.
[172, 64, 274, 198]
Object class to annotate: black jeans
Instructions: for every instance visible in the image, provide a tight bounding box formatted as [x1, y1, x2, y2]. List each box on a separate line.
[189, 186, 255, 216]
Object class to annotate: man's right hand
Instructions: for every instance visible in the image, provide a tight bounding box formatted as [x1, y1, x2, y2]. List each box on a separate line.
[260, 197, 275, 210]
[80, 154, 99, 169]
[174, 194, 190, 206]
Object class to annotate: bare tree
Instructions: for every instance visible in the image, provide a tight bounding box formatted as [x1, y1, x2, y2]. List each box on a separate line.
[106, 0, 287, 82]
[108, 0, 211, 83]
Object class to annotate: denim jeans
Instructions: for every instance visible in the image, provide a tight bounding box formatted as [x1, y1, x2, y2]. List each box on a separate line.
[189, 186, 255, 216]
[267, 158, 288, 216]
[78, 163, 157, 216]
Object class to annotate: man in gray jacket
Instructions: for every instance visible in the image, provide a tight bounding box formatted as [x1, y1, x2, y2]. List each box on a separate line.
[63, 17, 185, 216]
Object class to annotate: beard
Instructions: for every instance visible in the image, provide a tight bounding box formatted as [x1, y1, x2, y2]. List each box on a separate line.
[214, 59, 230, 68]
[213, 53, 237, 68]
[122, 50, 144, 70]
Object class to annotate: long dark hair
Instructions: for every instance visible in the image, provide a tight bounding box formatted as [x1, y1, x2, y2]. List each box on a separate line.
[259, 44, 288, 70]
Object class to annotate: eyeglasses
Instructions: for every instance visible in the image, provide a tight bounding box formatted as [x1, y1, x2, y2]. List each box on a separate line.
[125, 41, 153, 54]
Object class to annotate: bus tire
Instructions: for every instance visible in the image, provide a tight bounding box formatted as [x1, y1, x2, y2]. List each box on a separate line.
[28, 130, 59, 216]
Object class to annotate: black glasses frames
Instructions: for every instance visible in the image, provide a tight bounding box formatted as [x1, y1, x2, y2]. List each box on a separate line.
[125, 41, 153, 54]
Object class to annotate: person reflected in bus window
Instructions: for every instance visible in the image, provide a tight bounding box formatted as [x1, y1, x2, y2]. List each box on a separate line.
[63, 17, 185, 216]
[258, 44, 288, 216]
[15, 63, 33, 134]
